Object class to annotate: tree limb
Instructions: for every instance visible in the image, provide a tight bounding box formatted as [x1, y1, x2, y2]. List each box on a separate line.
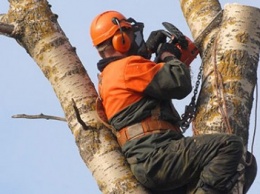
[12, 113, 66, 122]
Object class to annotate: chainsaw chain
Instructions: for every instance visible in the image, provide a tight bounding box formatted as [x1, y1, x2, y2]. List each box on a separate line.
[180, 34, 216, 132]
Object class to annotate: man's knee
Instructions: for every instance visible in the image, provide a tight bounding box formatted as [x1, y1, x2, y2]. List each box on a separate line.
[224, 134, 243, 156]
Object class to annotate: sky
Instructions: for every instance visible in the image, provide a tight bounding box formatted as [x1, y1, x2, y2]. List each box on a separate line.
[0, 0, 259, 194]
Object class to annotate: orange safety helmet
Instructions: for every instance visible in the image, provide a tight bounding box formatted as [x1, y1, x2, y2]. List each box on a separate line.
[90, 11, 132, 47]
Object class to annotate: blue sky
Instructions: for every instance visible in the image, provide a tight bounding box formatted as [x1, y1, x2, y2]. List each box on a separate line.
[0, 1, 259, 194]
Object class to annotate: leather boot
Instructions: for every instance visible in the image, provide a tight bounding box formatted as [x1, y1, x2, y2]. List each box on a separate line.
[243, 151, 257, 193]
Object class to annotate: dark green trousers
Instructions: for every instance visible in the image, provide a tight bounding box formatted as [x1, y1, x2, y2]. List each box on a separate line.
[124, 133, 243, 193]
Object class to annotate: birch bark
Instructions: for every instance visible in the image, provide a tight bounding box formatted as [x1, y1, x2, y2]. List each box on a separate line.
[180, 0, 260, 193]
[0, 0, 148, 193]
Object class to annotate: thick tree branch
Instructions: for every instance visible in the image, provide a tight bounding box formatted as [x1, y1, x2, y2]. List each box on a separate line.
[12, 113, 66, 122]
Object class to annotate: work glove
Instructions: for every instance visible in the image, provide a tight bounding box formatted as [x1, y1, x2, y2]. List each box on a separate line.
[146, 30, 167, 53]
[156, 42, 182, 62]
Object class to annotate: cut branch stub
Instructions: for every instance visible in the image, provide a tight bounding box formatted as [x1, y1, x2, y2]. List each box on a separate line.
[0, 22, 14, 36]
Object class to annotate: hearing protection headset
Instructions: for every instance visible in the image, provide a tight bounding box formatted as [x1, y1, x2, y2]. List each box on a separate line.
[90, 11, 132, 53]
[111, 17, 131, 53]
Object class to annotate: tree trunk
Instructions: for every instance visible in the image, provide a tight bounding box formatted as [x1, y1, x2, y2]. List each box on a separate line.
[0, 0, 148, 193]
[180, 0, 260, 193]
[182, 1, 260, 142]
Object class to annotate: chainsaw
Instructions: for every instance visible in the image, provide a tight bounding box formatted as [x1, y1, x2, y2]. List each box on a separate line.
[158, 22, 199, 66]
[155, 10, 223, 67]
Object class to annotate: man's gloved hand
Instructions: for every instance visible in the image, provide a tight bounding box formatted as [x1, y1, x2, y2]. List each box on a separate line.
[156, 42, 182, 61]
[146, 30, 167, 53]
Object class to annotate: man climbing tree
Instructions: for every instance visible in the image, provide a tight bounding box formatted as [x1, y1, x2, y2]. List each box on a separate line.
[89, 9, 257, 194]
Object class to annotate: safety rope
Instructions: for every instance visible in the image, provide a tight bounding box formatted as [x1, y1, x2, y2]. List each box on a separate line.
[250, 82, 258, 155]
[211, 31, 258, 167]
[245, 82, 258, 166]
[212, 33, 233, 134]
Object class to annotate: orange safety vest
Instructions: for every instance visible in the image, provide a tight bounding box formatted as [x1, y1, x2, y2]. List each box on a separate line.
[98, 55, 163, 120]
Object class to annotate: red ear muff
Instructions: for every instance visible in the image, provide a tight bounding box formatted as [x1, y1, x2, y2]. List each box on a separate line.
[112, 31, 131, 53]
